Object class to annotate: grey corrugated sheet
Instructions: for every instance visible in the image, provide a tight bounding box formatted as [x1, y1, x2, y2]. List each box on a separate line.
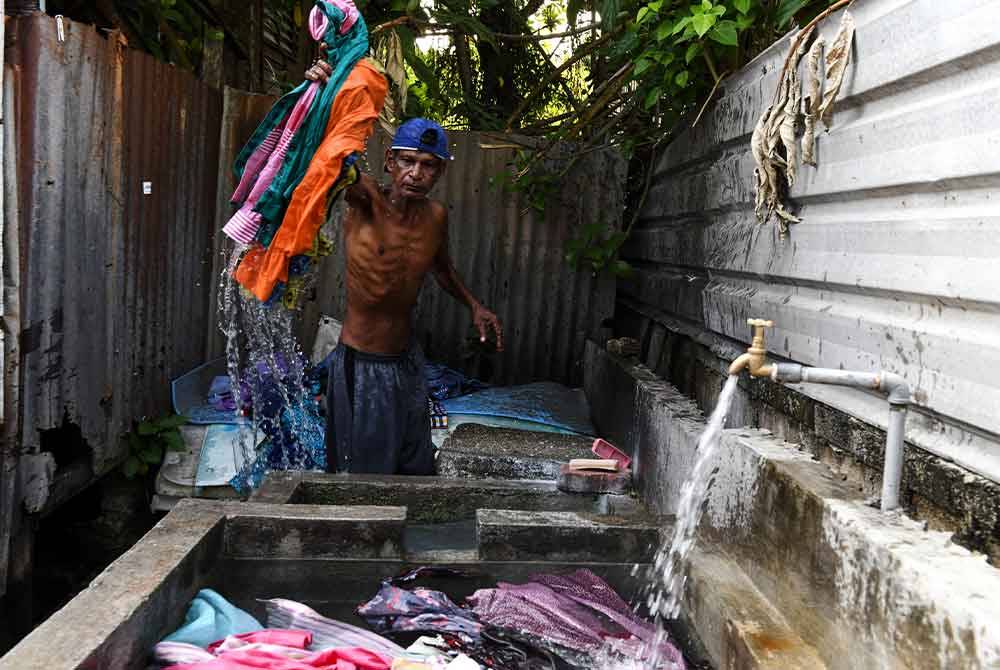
[622, 0, 1000, 484]
[304, 130, 622, 386]
[8, 15, 221, 476]
[0, 0, 14, 600]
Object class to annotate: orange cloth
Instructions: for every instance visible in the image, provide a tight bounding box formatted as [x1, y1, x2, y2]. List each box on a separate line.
[235, 59, 388, 302]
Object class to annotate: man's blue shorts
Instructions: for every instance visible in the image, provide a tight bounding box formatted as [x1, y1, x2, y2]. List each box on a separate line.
[324, 340, 436, 475]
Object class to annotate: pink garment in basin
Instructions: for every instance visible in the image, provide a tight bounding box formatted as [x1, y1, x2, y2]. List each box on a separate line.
[164, 645, 391, 670]
[208, 630, 314, 654]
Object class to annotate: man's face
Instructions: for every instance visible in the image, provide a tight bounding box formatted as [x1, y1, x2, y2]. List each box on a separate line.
[386, 149, 444, 199]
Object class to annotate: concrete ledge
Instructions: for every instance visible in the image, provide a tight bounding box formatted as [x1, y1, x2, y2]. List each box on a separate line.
[259, 472, 608, 522]
[249, 471, 303, 503]
[585, 342, 1000, 669]
[223, 503, 406, 559]
[476, 509, 660, 562]
[705, 431, 1000, 669]
[585, 339, 707, 516]
[0, 500, 226, 670]
[437, 424, 594, 480]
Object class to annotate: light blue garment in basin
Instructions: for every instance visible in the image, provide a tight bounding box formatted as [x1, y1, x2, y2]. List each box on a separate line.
[162, 588, 262, 648]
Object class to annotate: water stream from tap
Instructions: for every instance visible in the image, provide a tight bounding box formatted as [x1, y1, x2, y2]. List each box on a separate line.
[648, 373, 741, 620]
[599, 374, 740, 669]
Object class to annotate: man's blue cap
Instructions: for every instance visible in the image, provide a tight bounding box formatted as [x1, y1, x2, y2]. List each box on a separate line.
[391, 118, 453, 161]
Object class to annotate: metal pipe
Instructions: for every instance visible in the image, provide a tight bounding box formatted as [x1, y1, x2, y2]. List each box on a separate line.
[735, 320, 912, 513]
[770, 363, 911, 512]
[881, 404, 908, 512]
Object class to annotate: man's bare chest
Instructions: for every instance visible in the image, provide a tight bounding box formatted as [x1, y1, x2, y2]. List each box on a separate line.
[345, 209, 443, 281]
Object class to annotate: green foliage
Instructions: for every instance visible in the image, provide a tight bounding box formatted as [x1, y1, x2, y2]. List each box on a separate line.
[489, 149, 561, 215]
[109, 0, 226, 73]
[121, 413, 188, 479]
[564, 222, 633, 277]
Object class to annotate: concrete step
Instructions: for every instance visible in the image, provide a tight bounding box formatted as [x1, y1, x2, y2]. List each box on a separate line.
[223, 502, 406, 560]
[476, 508, 661, 562]
[436, 423, 595, 480]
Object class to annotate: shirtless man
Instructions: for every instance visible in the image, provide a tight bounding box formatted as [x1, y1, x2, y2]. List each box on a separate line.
[308, 105, 504, 474]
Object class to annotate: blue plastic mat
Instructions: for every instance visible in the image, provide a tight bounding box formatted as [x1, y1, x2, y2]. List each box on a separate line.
[441, 382, 595, 436]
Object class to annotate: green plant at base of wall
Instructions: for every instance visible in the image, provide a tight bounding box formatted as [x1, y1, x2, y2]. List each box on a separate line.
[121, 414, 188, 479]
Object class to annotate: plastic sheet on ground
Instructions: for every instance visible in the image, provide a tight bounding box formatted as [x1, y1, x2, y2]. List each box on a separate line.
[441, 382, 595, 436]
[172, 358, 244, 425]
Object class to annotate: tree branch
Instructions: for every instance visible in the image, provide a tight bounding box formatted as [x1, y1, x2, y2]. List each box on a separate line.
[504, 27, 622, 131]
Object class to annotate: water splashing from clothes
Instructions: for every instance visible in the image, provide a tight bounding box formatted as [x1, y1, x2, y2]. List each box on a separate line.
[216, 231, 332, 493]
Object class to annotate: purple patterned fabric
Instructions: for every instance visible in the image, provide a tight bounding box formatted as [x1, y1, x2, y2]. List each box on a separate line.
[468, 582, 612, 651]
[357, 584, 482, 640]
[468, 569, 686, 668]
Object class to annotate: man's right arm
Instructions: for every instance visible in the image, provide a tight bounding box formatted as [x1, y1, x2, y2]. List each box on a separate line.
[345, 173, 377, 211]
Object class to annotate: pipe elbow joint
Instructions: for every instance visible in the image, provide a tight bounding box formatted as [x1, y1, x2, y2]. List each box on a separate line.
[879, 371, 911, 406]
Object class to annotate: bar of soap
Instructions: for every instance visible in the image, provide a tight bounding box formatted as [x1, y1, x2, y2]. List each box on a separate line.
[559, 463, 631, 494]
[567, 458, 620, 472]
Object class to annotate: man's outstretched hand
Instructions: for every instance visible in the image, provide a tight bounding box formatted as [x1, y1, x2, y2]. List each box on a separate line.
[305, 57, 332, 84]
[473, 305, 504, 352]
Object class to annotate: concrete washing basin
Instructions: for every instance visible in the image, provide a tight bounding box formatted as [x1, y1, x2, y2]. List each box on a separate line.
[0, 470, 693, 670]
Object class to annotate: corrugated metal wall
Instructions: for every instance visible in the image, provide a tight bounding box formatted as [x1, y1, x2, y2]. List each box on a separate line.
[622, 0, 1000, 484]
[302, 131, 623, 386]
[6, 14, 221, 477]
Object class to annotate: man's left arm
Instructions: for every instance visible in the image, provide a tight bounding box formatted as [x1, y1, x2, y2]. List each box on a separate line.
[432, 213, 504, 352]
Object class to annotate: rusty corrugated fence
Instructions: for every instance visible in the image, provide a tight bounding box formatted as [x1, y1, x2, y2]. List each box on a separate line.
[5, 14, 221, 477]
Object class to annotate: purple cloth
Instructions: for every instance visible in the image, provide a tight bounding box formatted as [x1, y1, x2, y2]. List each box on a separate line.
[468, 569, 686, 668]
[468, 582, 611, 651]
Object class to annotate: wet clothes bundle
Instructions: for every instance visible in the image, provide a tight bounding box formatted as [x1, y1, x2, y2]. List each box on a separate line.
[226, 0, 388, 307]
[356, 572, 481, 641]
[467, 569, 686, 669]
[157, 593, 399, 670]
[156, 572, 687, 670]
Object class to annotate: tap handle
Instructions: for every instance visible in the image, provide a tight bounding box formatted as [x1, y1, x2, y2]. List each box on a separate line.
[747, 318, 774, 345]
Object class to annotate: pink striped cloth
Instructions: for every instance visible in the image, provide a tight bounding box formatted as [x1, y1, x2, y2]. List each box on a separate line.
[223, 84, 319, 244]
[223, 1, 360, 246]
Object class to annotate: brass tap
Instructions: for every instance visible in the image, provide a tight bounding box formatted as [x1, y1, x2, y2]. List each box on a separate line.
[728, 318, 774, 377]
